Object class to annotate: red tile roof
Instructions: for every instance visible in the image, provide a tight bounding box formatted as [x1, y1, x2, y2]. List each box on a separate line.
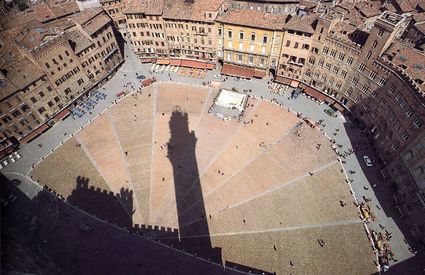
[217, 9, 287, 30]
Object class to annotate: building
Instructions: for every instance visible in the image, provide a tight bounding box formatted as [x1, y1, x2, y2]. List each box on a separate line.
[228, 0, 300, 14]
[385, 131, 425, 244]
[0, 7, 123, 153]
[99, 0, 126, 28]
[216, 9, 287, 78]
[162, 0, 225, 61]
[124, 0, 168, 59]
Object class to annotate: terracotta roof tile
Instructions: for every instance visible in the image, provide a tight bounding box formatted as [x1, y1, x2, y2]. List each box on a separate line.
[354, 1, 382, 18]
[384, 42, 425, 90]
[284, 14, 317, 33]
[217, 9, 287, 30]
[162, 0, 224, 21]
[66, 30, 94, 54]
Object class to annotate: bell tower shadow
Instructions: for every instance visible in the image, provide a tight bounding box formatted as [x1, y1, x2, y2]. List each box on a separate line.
[166, 108, 222, 262]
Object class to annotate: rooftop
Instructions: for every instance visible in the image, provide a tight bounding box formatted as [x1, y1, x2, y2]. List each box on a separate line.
[162, 0, 224, 22]
[0, 56, 45, 100]
[81, 12, 111, 36]
[384, 41, 425, 91]
[66, 30, 94, 54]
[284, 13, 317, 33]
[123, 0, 165, 15]
[217, 9, 287, 30]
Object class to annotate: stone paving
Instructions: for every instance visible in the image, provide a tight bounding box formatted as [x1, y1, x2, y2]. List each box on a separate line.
[3, 39, 423, 273]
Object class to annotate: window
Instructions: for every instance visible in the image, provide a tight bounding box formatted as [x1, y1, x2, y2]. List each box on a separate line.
[45, 62, 50, 69]
[302, 44, 309, 50]
[228, 30, 232, 38]
[330, 49, 336, 57]
[401, 130, 410, 141]
[227, 53, 231, 61]
[286, 40, 290, 47]
[48, 101, 54, 107]
[358, 63, 365, 73]
[378, 29, 384, 37]
[64, 88, 71, 95]
[346, 57, 354, 65]
[308, 57, 315, 65]
[251, 33, 256, 42]
[38, 107, 46, 114]
[352, 77, 359, 85]
[11, 109, 21, 117]
[239, 32, 244, 40]
[259, 58, 265, 66]
[325, 63, 331, 70]
[338, 53, 345, 61]
[21, 104, 29, 112]
[372, 40, 378, 48]
[394, 121, 401, 130]
[249, 56, 254, 64]
[59, 54, 63, 61]
[47, 86, 52, 92]
[366, 51, 372, 59]
[361, 84, 369, 92]
[65, 50, 69, 56]
[30, 97, 37, 103]
[318, 59, 324, 67]
[39, 91, 45, 97]
[262, 35, 267, 44]
[332, 66, 339, 74]
[413, 117, 423, 128]
[322, 47, 329, 54]
[54, 96, 60, 103]
[370, 70, 377, 80]
[238, 54, 242, 62]
[294, 42, 299, 49]
[341, 70, 347, 78]
[218, 28, 222, 36]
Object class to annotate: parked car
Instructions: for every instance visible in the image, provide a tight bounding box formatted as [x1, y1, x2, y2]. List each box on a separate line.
[324, 108, 337, 117]
[214, 74, 222, 79]
[363, 156, 373, 167]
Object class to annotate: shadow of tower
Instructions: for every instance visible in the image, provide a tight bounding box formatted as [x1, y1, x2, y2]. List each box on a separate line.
[166, 109, 222, 262]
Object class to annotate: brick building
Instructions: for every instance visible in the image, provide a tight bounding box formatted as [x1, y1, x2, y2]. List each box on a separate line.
[0, 7, 123, 152]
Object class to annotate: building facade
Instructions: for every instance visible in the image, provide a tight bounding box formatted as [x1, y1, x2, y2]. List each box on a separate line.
[0, 7, 123, 151]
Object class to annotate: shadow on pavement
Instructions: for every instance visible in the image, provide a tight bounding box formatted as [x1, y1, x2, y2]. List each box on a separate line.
[341, 113, 425, 273]
[0, 109, 275, 274]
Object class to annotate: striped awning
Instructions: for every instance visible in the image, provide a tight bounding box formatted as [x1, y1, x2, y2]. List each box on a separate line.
[20, 124, 50, 143]
[221, 64, 255, 79]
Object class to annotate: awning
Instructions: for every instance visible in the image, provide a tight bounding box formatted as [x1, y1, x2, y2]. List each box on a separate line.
[169, 59, 182, 66]
[116, 91, 126, 97]
[332, 102, 345, 112]
[54, 109, 70, 122]
[141, 78, 154, 87]
[181, 60, 208, 69]
[140, 58, 154, 63]
[156, 58, 170, 65]
[254, 70, 267, 78]
[290, 80, 299, 88]
[205, 63, 215, 70]
[325, 97, 335, 105]
[274, 76, 291, 85]
[304, 87, 326, 102]
[20, 124, 50, 143]
[0, 145, 15, 159]
[221, 64, 255, 79]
